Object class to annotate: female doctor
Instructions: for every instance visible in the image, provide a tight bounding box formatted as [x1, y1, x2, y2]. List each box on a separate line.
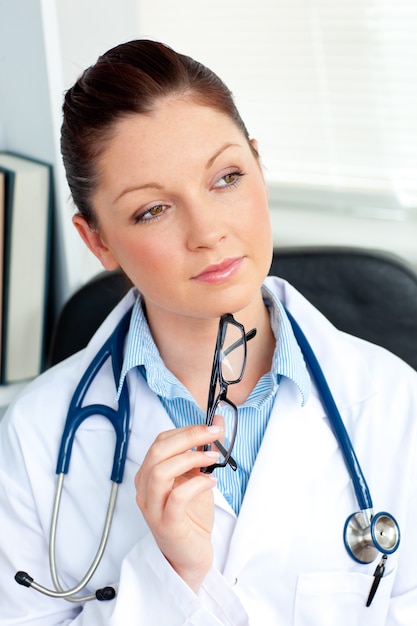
[1, 39, 417, 626]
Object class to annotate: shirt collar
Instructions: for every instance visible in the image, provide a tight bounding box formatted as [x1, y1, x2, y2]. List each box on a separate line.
[115, 286, 310, 405]
[263, 284, 310, 405]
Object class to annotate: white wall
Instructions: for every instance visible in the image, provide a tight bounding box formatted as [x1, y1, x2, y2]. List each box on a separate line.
[0, 0, 141, 310]
[53, 0, 142, 300]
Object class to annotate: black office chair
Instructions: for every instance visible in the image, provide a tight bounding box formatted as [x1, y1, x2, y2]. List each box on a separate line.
[48, 246, 417, 370]
[269, 247, 417, 370]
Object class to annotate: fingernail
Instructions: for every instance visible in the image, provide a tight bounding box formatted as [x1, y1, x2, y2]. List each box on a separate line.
[204, 450, 220, 458]
[207, 425, 223, 434]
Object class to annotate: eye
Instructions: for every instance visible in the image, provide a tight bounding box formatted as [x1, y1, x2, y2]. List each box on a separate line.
[214, 171, 245, 189]
[135, 204, 168, 223]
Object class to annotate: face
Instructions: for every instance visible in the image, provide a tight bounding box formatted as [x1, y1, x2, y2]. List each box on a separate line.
[74, 98, 273, 329]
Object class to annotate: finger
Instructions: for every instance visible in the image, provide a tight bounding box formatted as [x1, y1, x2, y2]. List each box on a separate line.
[139, 449, 218, 504]
[210, 414, 225, 449]
[152, 423, 224, 444]
[142, 424, 224, 471]
[135, 425, 222, 513]
[150, 449, 218, 487]
[135, 447, 219, 516]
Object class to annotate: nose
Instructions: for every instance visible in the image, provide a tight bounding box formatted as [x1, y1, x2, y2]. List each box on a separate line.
[185, 198, 227, 250]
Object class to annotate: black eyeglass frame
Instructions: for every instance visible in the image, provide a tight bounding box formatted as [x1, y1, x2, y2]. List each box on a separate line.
[203, 313, 256, 473]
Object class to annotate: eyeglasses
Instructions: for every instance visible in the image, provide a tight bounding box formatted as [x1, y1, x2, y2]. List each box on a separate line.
[202, 313, 256, 474]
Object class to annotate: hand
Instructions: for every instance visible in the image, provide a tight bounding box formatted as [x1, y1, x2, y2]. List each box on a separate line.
[135, 424, 222, 592]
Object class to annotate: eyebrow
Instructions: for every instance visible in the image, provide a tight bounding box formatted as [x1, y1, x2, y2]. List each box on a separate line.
[115, 142, 242, 202]
[205, 142, 241, 169]
[115, 181, 164, 203]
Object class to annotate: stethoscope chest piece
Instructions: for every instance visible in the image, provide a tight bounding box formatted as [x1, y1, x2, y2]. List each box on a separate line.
[344, 510, 400, 564]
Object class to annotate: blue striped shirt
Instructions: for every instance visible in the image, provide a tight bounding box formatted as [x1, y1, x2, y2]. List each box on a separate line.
[117, 285, 310, 514]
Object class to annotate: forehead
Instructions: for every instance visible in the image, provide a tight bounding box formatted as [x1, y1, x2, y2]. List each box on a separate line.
[110, 99, 243, 152]
[96, 99, 249, 182]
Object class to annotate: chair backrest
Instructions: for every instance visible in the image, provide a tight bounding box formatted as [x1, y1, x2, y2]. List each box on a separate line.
[48, 270, 131, 367]
[48, 246, 417, 370]
[270, 247, 417, 369]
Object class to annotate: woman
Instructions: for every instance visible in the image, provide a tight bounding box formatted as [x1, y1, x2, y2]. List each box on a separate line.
[1, 39, 417, 625]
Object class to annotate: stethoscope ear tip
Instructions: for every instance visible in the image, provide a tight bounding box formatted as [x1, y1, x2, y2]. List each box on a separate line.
[15, 571, 33, 588]
[95, 586, 116, 601]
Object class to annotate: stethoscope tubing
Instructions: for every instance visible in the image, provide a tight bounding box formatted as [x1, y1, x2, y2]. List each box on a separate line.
[56, 309, 132, 483]
[285, 308, 373, 512]
[48, 475, 119, 601]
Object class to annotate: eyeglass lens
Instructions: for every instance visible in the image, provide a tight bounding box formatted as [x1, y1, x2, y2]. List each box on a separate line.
[209, 399, 238, 466]
[220, 320, 246, 384]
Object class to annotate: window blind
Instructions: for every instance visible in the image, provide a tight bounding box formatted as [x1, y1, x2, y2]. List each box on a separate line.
[139, 0, 417, 215]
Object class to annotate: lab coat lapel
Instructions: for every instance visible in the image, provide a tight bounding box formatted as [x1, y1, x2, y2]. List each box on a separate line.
[127, 374, 176, 465]
[223, 377, 340, 577]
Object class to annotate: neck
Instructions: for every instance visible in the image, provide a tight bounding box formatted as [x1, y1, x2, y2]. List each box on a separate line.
[143, 292, 275, 410]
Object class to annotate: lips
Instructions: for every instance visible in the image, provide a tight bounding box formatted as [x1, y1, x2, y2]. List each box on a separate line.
[193, 257, 243, 284]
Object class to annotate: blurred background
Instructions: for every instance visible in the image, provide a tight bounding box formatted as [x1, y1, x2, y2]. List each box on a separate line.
[1, 0, 416, 312]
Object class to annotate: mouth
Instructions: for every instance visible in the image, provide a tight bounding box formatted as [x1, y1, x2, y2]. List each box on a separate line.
[192, 257, 243, 284]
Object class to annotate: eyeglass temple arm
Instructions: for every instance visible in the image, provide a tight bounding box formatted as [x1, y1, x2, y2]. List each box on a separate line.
[246, 327, 257, 342]
[223, 327, 257, 358]
[214, 439, 238, 471]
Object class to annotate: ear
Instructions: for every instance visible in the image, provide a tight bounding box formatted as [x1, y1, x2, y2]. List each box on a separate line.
[72, 215, 120, 271]
[250, 138, 260, 156]
[250, 138, 269, 198]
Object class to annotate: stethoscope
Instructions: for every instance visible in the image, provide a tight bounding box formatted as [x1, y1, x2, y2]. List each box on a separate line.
[15, 305, 400, 603]
[16, 308, 132, 603]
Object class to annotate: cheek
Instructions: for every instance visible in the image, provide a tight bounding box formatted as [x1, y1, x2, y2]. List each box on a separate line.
[247, 186, 271, 237]
[248, 188, 273, 268]
[118, 235, 175, 290]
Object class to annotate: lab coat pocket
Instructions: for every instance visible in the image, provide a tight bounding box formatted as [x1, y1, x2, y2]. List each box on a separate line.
[294, 568, 395, 626]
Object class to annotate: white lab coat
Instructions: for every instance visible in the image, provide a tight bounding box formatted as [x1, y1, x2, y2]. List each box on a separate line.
[1, 276, 417, 625]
